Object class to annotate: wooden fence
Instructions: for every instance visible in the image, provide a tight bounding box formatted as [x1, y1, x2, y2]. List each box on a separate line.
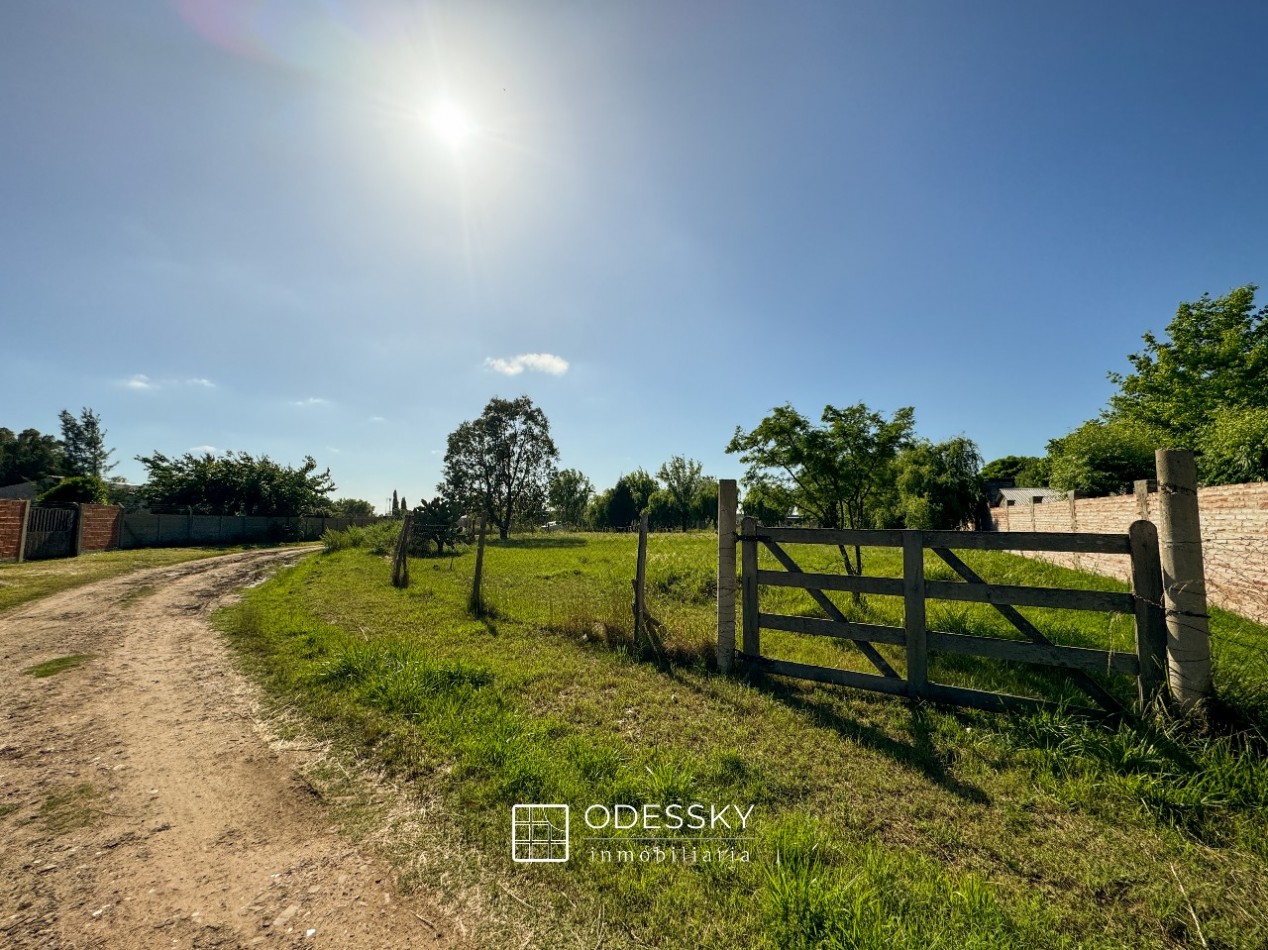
[735, 517, 1168, 718]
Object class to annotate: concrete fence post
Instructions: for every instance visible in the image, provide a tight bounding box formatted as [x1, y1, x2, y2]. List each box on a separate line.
[716, 479, 738, 672]
[1155, 449, 1212, 708]
[17, 499, 31, 563]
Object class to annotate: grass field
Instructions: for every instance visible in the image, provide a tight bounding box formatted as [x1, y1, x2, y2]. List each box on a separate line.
[217, 528, 1268, 949]
[0, 546, 313, 614]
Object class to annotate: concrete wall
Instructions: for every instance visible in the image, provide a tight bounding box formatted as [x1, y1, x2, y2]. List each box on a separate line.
[0, 499, 27, 562]
[990, 482, 1268, 625]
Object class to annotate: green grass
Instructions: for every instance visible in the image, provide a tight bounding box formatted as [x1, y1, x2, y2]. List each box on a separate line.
[22, 653, 94, 678]
[216, 530, 1268, 949]
[39, 782, 101, 834]
[0, 544, 313, 614]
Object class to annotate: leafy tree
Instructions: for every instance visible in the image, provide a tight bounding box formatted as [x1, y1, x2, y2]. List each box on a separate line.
[894, 437, 984, 530]
[59, 408, 115, 479]
[440, 396, 559, 540]
[1046, 420, 1155, 496]
[742, 477, 795, 524]
[656, 456, 705, 530]
[1196, 406, 1268, 485]
[0, 427, 64, 486]
[331, 497, 376, 518]
[1108, 285, 1268, 443]
[392, 490, 400, 518]
[136, 451, 336, 516]
[691, 477, 719, 529]
[411, 497, 462, 554]
[623, 468, 658, 514]
[980, 455, 1050, 486]
[603, 478, 639, 529]
[38, 474, 109, 504]
[548, 468, 594, 526]
[645, 489, 677, 530]
[727, 402, 914, 574]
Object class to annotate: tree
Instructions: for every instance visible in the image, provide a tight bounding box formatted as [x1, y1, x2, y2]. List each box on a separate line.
[656, 456, 705, 530]
[392, 490, 400, 518]
[623, 468, 658, 514]
[691, 477, 719, 529]
[38, 474, 109, 504]
[1045, 419, 1155, 496]
[440, 396, 559, 540]
[727, 402, 914, 574]
[742, 477, 795, 525]
[411, 497, 462, 555]
[136, 451, 336, 515]
[1108, 285, 1268, 442]
[0, 427, 64, 486]
[894, 437, 984, 530]
[980, 455, 1050, 486]
[59, 408, 115, 479]
[331, 497, 376, 518]
[548, 468, 594, 526]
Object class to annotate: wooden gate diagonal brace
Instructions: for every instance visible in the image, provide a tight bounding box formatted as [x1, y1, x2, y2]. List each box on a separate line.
[930, 547, 1125, 715]
[758, 537, 901, 679]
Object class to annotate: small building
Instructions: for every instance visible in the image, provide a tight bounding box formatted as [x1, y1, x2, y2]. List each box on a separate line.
[992, 486, 1068, 508]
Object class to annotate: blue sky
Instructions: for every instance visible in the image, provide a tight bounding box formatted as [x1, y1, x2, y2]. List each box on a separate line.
[3, 1, 1266, 511]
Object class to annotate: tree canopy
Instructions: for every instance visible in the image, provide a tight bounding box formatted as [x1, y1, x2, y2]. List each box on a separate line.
[440, 395, 559, 540]
[59, 408, 115, 479]
[548, 468, 594, 527]
[656, 456, 705, 530]
[893, 437, 984, 530]
[0, 427, 64, 487]
[727, 402, 914, 573]
[136, 451, 336, 516]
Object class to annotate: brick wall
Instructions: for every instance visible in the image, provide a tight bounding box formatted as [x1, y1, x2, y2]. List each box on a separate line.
[0, 499, 27, 562]
[79, 504, 122, 553]
[990, 482, 1268, 625]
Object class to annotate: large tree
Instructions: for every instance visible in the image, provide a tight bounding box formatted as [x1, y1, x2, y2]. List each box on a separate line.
[656, 455, 705, 530]
[1105, 284, 1268, 484]
[548, 468, 594, 527]
[894, 437, 984, 530]
[440, 396, 559, 540]
[1045, 419, 1155, 496]
[0, 427, 64, 486]
[727, 402, 914, 574]
[136, 451, 335, 516]
[59, 408, 115, 479]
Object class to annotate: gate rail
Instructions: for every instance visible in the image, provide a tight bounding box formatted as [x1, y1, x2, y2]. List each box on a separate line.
[737, 519, 1167, 718]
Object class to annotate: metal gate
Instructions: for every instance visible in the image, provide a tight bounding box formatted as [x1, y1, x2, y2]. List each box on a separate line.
[25, 505, 77, 560]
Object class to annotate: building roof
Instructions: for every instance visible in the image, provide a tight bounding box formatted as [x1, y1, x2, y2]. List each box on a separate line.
[994, 486, 1068, 506]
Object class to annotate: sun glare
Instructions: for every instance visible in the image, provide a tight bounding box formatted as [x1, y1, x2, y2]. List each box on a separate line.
[430, 101, 473, 148]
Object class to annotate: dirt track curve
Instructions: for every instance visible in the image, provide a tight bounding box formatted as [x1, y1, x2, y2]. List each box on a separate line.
[0, 549, 455, 949]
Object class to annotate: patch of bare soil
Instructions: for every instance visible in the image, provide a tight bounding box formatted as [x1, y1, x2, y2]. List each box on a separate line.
[0, 549, 456, 949]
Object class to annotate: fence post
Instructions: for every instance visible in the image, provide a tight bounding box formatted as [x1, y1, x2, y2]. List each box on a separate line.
[1155, 449, 1212, 708]
[468, 515, 487, 615]
[634, 512, 648, 641]
[902, 531, 928, 699]
[72, 503, 85, 557]
[740, 516, 759, 659]
[16, 499, 31, 563]
[1129, 519, 1168, 713]
[716, 480, 738, 672]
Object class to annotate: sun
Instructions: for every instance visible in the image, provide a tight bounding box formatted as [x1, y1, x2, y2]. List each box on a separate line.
[430, 101, 473, 149]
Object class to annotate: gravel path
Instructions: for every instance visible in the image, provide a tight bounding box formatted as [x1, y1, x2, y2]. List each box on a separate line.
[0, 549, 455, 949]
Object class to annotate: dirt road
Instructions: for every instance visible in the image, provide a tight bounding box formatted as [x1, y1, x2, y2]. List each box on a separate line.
[0, 549, 455, 949]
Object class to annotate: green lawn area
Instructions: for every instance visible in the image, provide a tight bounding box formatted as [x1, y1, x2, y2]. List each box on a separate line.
[217, 529, 1268, 949]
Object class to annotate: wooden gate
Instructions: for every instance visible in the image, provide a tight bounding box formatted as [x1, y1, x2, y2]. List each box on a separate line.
[25, 505, 78, 560]
[737, 519, 1168, 718]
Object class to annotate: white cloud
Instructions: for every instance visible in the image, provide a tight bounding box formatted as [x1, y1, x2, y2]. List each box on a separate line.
[121, 374, 217, 391]
[484, 352, 569, 376]
[189, 445, 218, 454]
[290, 397, 330, 407]
[123, 374, 156, 390]
[368, 415, 387, 423]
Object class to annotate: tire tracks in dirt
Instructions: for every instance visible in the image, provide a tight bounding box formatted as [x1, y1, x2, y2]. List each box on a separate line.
[0, 548, 456, 949]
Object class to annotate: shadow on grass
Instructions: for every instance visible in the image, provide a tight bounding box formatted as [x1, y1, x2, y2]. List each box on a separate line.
[488, 536, 588, 549]
[752, 672, 992, 805]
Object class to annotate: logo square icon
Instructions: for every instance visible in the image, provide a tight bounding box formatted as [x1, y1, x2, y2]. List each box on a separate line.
[511, 804, 570, 863]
